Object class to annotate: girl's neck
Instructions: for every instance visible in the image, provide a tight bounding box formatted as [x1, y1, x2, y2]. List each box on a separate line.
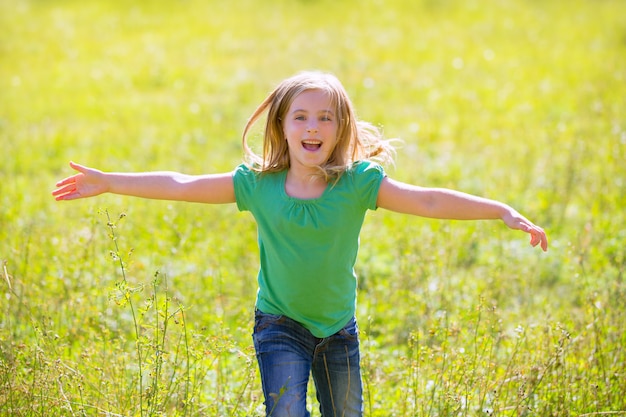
[285, 167, 327, 199]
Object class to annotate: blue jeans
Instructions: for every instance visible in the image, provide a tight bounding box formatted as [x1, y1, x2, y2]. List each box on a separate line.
[253, 310, 363, 417]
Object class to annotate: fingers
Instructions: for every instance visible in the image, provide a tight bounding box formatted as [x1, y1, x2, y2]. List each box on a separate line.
[52, 161, 105, 201]
[511, 215, 548, 252]
[69, 161, 91, 174]
[55, 174, 78, 187]
[52, 179, 72, 198]
[53, 162, 83, 188]
[53, 189, 72, 201]
[52, 182, 77, 200]
[52, 161, 82, 200]
[512, 214, 548, 252]
[528, 226, 548, 252]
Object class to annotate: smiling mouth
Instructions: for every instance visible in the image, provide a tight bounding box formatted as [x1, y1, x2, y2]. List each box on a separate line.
[302, 140, 322, 151]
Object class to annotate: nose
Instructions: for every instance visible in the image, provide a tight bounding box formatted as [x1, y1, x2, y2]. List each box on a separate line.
[306, 119, 319, 133]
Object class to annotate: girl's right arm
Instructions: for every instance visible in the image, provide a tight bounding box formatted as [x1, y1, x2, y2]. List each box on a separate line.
[52, 161, 236, 204]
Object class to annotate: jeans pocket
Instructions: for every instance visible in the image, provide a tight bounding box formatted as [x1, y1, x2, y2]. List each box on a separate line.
[254, 310, 285, 333]
[338, 317, 359, 342]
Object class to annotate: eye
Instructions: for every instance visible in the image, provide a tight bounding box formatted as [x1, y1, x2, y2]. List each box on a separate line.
[320, 115, 333, 122]
[295, 115, 306, 121]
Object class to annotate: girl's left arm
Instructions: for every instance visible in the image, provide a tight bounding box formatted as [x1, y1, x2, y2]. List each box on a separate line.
[376, 177, 548, 251]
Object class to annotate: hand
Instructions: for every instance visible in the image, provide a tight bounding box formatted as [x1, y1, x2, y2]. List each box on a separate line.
[502, 210, 548, 252]
[52, 161, 108, 201]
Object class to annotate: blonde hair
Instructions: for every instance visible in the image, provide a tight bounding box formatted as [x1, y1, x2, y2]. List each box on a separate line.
[242, 71, 395, 181]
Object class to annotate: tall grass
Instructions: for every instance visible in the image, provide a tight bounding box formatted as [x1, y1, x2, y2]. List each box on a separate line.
[1, 0, 625, 415]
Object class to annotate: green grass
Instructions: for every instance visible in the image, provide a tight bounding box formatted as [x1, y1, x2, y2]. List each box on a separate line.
[1, 0, 625, 415]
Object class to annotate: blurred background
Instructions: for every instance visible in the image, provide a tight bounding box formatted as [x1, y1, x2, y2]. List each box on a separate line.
[1, 0, 625, 415]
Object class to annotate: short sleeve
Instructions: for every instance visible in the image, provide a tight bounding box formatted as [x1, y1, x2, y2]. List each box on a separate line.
[232, 164, 258, 212]
[350, 161, 386, 210]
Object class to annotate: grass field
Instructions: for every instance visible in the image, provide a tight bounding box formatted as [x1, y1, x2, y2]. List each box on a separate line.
[1, 0, 625, 415]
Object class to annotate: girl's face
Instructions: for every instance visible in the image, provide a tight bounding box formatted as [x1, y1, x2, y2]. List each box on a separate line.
[282, 89, 338, 173]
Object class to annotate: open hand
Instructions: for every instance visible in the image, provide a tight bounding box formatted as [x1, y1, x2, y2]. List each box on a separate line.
[52, 161, 108, 201]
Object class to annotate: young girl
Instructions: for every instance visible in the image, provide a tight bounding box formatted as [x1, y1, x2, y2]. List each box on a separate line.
[53, 71, 548, 417]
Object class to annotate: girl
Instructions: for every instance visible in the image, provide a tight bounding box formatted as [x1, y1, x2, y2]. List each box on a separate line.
[53, 71, 548, 417]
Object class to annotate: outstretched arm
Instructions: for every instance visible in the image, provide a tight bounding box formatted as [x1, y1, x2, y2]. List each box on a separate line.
[52, 161, 236, 204]
[377, 177, 548, 251]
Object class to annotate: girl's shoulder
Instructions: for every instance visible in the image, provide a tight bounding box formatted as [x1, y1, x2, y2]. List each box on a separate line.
[339, 160, 386, 209]
[235, 163, 286, 177]
[234, 163, 256, 176]
[340, 160, 386, 191]
[346, 160, 385, 176]
[234, 163, 286, 189]
[234, 163, 275, 179]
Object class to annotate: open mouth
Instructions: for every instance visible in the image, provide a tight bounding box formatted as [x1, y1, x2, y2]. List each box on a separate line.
[302, 140, 322, 151]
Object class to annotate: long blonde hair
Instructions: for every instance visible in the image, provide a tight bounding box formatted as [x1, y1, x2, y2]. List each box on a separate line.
[242, 71, 395, 180]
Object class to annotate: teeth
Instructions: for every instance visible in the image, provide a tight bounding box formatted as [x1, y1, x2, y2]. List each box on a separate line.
[302, 140, 322, 151]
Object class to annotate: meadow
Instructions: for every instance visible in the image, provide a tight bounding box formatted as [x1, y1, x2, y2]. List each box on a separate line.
[1, 0, 625, 415]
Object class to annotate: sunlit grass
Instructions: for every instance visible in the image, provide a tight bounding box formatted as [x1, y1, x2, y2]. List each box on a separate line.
[1, 0, 625, 415]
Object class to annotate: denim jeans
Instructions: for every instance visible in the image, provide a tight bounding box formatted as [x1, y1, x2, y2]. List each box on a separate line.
[253, 310, 363, 417]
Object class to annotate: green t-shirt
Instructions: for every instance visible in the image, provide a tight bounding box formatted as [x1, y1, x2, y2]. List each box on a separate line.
[233, 160, 386, 337]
